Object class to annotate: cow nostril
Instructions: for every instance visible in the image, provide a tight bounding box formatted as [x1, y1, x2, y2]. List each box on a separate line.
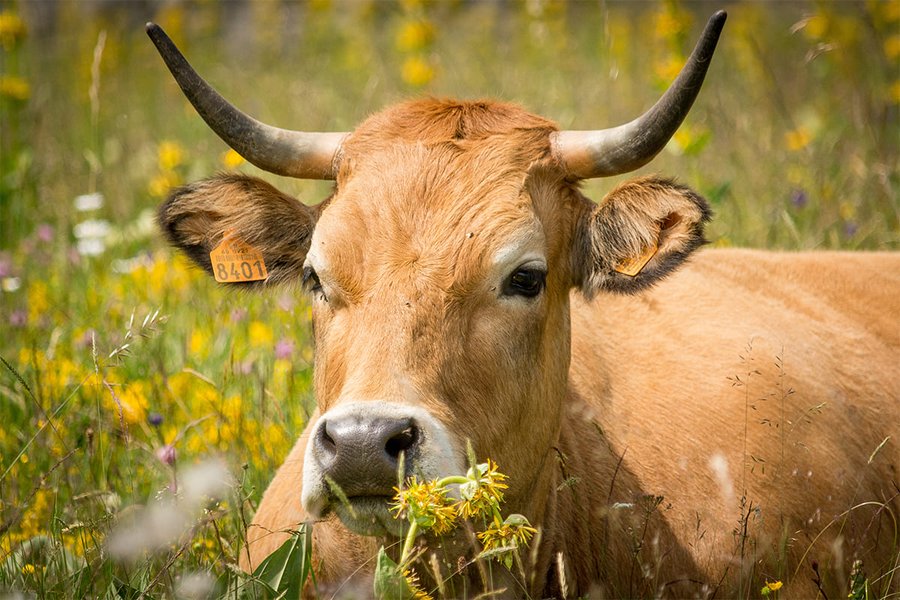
[385, 426, 418, 459]
[320, 422, 337, 454]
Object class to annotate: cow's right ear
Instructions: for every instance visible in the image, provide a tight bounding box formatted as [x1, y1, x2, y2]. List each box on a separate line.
[158, 173, 317, 286]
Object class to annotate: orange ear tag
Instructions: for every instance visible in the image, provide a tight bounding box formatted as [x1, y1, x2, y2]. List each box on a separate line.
[209, 230, 269, 283]
[613, 242, 658, 277]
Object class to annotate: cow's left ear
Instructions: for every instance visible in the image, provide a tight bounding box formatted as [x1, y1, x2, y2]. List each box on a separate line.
[576, 176, 710, 296]
[158, 173, 317, 286]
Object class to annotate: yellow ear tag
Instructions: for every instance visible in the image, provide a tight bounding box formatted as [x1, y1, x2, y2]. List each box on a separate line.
[613, 242, 658, 277]
[209, 230, 269, 283]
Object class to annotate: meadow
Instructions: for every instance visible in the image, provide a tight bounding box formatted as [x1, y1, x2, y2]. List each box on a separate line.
[0, 0, 898, 598]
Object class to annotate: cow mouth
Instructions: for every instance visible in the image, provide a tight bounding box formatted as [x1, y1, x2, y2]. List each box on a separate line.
[331, 495, 404, 537]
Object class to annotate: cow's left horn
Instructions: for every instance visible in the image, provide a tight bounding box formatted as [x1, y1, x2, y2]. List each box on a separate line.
[146, 23, 346, 180]
[551, 10, 726, 179]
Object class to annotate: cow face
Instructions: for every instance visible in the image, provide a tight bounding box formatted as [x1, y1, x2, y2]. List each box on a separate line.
[151, 10, 721, 541]
[159, 98, 710, 538]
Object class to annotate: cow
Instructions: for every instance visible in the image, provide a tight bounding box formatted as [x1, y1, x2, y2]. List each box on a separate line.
[148, 11, 900, 599]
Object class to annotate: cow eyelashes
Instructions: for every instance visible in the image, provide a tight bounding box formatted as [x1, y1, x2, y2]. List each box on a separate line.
[302, 266, 327, 302]
[502, 266, 547, 298]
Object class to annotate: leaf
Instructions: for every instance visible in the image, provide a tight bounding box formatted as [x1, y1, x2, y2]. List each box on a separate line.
[374, 546, 416, 600]
[248, 526, 312, 600]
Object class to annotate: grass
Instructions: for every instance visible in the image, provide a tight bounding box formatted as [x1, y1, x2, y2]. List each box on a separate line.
[0, 0, 898, 598]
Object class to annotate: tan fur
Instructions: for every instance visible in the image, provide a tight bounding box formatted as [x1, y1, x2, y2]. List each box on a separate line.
[163, 99, 899, 598]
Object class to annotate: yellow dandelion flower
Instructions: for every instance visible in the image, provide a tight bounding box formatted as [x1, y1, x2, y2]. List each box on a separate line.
[784, 127, 811, 151]
[401, 56, 435, 88]
[761, 579, 783, 595]
[27, 280, 49, 323]
[189, 327, 210, 357]
[839, 202, 856, 221]
[890, 80, 900, 104]
[0, 75, 30, 101]
[221, 148, 244, 169]
[653, 9, 690, 40]
[148, 170, 181, 198]
[653, 55, 684, 85]
[157, 140, 185, 171]
[884, 35, 900, 60]
[396, 20, 435, 52]
[20, 563, 36, 575]
[884, 1, 900, 23]
[0, 11, 26, 49]
[248, 320, 274, 348]
[801, 14, 829, 40]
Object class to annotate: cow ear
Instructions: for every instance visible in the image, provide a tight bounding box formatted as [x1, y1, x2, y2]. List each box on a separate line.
[158, 173, 316, 286]
[576, 176, 710, 296]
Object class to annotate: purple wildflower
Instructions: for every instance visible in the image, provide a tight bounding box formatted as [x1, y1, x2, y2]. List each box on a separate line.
[230, 307, 247, 323]
[275, 337, 294, 360]
[156, 444, 177, 466]
[9, 310, 27, 327]
[148, 412, 163, 427]
[36, 223, 54, 243]
[843, 221, 858, 237]
[790, 189, 807, 209]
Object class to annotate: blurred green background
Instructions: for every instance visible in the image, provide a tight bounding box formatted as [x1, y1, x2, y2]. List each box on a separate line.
[0, 0, 898, 597]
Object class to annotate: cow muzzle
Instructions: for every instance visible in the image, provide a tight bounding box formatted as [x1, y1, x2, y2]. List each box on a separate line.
[302, 401, 463, 537]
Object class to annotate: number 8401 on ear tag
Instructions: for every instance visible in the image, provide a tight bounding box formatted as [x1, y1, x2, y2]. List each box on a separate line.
[209, 230, 269, 283]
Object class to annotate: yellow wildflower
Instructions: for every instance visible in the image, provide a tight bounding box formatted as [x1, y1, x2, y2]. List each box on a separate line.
[0, 75, 30, 101]
[761, 579, 783, 595]
[27, 280, 49, 323]
[105, 381, 149, 426]
[801, 14, 829, 40]
[391, 477, 458, 536]
[890, 80, 900, 105]
[477, 514, 536, 569]
[396, 20, 435, 52]
[839, 202, 856, 221]
[458, 459, 508, 519]
[784, 127, 811, 151]
[189, 327, 210, 357]
[403, 568, 434, 600]
[653, 8, 690, 40]
[157, 140, 185, 171]
[0, 11, 26, 49]
[401, 56, 435, 88]
[884, 34, 900, 60]
[248, 320, 274, 348]
[21, 563, 36, 575]
[148, 170, 181, 198]
[653, 55, 684, 86]
[221, 148, 244, 169]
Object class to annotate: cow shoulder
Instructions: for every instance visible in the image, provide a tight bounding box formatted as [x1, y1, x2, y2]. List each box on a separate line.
[158, 173, 317, 285]
[575, 175, 710, 296]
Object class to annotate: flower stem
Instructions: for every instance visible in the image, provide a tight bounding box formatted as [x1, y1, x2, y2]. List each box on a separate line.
[436, 475, 468, 487]
[400, 519, 419, 566]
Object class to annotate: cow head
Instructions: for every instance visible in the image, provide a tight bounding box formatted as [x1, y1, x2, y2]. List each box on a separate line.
[150, 12, 723, 538]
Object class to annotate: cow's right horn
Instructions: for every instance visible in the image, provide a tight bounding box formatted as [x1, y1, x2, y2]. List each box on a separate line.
[146, 23, 345, 180]
[552, 10, 726, 179]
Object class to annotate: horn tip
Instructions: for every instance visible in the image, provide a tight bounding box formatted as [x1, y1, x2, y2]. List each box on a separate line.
[710, 10, 727, 27]
[145, 22, 161, 36]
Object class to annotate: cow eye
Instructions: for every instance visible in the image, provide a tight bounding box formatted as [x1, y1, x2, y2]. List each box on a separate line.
[503, 267, 546, 298]
[302, 266, 327, 302]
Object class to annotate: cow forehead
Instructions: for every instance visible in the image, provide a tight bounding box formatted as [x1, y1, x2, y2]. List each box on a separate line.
[309, 141, 554, 287]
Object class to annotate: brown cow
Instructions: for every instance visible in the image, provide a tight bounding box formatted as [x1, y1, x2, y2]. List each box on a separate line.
[148, 12, 900, 599]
